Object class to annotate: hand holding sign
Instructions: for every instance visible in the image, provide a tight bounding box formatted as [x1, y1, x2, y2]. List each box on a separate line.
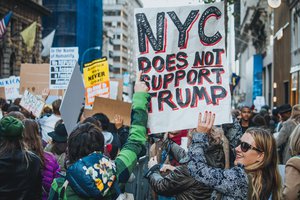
[196, 111, 215, 134]
[134, 71, 149, 93]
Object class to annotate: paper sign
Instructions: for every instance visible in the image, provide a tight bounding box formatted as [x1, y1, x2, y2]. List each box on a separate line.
[84, 96, 132, 126]
[134, 2, 232, 133]
[50, 47, 79, 90]
[83, 58, 110, 105]
[60, 63, 85, 134]
[20, 90, 45, 117]
[0, 76, 20, 100]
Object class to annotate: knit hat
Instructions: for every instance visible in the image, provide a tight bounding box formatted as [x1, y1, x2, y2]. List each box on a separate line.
[0, 116, 24, 139]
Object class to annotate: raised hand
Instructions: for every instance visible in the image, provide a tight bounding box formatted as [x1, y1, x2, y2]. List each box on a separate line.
[114, 114, 123, 129]
[134, 71, 149, 93]
[196, 111, 215, 134]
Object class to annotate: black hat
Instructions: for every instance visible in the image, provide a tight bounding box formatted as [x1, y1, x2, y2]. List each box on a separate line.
[48, 123, 68, 143]
[278, 104, 292, 114]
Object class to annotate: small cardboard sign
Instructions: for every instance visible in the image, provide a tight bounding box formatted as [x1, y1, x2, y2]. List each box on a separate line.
[84, 96, 132, 126]
[20, 63, 63, 96]
[0, 76, 20, 100]
[20, 90, 45, 117]
[0, 87, 5, 99]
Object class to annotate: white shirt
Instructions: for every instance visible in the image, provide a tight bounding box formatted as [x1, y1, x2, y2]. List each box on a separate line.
[38, 114, 61, 143]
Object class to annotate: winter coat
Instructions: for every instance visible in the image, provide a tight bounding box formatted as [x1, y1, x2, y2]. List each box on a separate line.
[0, 150, 42, 200]
[188, 133, 249, 200]
[282, 156, 300, 200]
[43, 151, 60, 200]
[276, 119, 300, 164]
[146, 140, 224, 200]
[48, 92, 149, 199]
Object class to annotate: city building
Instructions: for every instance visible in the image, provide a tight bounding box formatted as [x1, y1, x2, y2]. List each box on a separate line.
[42, 0, 103, 65]
[234, 0, 273, 108]
[289, 0, 300, 104]
[0, 0, 50, 78]
[102, 0, 142, 81]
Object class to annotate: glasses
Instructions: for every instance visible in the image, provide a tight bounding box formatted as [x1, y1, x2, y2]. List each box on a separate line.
[238, 141, 263, 153]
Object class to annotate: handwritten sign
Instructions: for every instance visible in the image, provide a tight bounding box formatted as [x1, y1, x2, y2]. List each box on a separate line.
[0, 76, 20, 100]
[83, 58, 110, 105]
[20, 90, 45, 117]
[50, 47, 79, 89]
[134, 2, 232, 133]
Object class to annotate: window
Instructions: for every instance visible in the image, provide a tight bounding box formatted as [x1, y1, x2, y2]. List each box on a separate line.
[113, 57, 120, 62]
[114, 45, 120, 50]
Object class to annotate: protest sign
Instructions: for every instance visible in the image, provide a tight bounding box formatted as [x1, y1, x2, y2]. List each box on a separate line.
[20, 90, 45, 117]
[0, 87, 5, 99]
[134, 2, 232, 133]
[84, 96, 131, 126]
[19, 63, 63, 96]
[110, 78, 123, 101]
[50, 47, 79, 90]
[0, 76, 20, 100]
[83, 58, 110, 105]
[60, 63, 85, 134]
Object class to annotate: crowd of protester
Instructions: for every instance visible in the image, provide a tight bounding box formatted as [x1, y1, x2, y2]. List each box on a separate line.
[0, 73, 300, 199]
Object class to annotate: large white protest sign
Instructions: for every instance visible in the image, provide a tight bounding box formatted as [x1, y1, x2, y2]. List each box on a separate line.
[0, 76, 20, 100]
[20, 90, 45, 117]
[60, 63, 85, 134]
[49, 47, 79, 90]
[134, 2, 232, 133]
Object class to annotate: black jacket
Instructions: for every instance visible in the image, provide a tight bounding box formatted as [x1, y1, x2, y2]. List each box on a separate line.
[0, 150, 42, 200]
[145, 139, 224, 200]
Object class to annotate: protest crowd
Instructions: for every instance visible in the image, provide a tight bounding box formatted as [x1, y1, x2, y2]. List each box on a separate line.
[1, 1, 300, 200]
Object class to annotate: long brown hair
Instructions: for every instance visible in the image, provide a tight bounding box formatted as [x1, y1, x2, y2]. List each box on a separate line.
[22, 119, 45, 167]
[245, 127, 281, 200]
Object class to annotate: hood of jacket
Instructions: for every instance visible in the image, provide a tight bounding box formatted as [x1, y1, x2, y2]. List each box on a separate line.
[66, 152, 117, 198]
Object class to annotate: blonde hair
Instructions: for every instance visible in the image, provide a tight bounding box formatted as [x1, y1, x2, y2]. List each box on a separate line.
[289, 124, 300, 156]
[245, 127, 281, 200]
[291, 104, 300, 120]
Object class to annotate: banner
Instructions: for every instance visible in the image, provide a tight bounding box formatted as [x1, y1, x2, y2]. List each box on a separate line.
[0, 76, 20, 100]
[20, 90, 45, 117]
[134, 2, 232, 133]
[83, 58, 110, 105]
[49, 47, 79, 90]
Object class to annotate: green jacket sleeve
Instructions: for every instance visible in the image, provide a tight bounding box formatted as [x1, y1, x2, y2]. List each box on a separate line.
[115, 92, 149, 183]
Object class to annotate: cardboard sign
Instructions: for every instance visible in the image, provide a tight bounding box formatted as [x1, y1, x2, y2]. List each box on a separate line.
[84, 96, 131, 126]
[50, 47, 79, 90]
[19, 63, 63, 96]
[134, 2, 232, 133]
[60, 63, 85, 134]
[0, 76, 20, 100]
[0, 87, 5, 99]
[20, 90, 45, 117]
[83, 58, 110, 105]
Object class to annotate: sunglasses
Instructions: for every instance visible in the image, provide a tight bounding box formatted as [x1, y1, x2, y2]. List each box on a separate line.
[238, 141, 263, 153]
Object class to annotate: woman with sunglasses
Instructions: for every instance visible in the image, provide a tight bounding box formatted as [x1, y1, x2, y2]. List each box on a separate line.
[188, 112, 281, 200]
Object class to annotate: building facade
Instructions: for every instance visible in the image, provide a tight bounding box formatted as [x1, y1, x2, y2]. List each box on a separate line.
[234, 0, 273, 108]
[102, 0, 142, 80]
[0, 0, 50, 78]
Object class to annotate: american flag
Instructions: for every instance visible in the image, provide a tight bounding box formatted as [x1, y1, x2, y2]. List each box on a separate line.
[0, 11, 12, 39]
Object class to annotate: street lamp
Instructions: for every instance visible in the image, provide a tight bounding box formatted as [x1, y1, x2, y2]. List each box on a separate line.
[80, 46, 101, 72]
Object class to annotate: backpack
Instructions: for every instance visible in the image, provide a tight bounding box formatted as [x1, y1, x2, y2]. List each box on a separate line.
[49, 152, 119, 200]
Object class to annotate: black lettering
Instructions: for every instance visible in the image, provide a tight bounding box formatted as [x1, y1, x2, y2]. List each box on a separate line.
[211, 85, 227, 105]
[157, 90, 178, 111]
[167, 10, 199, 49]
